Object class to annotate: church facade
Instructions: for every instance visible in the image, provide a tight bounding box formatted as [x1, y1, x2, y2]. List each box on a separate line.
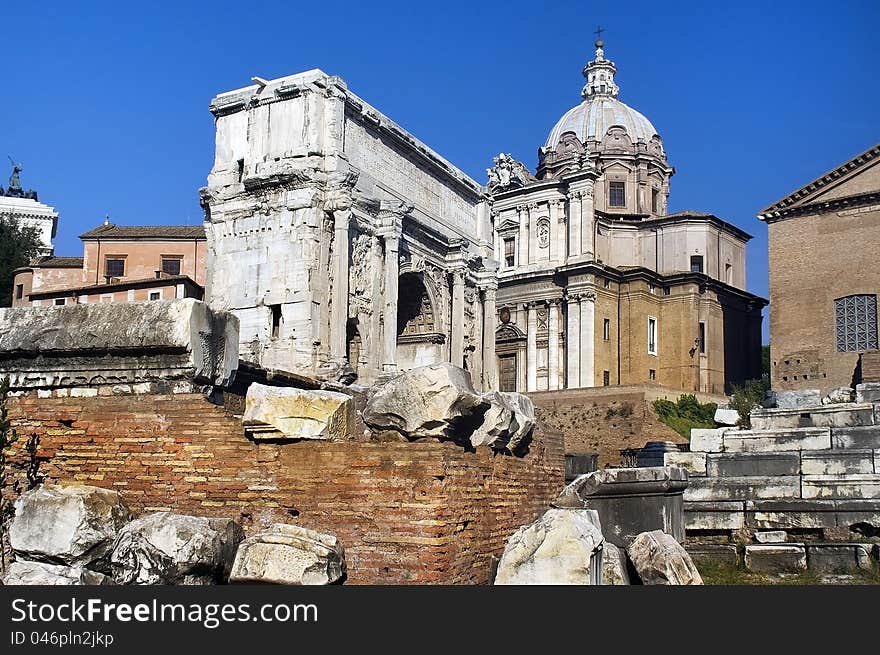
[201, 41, 765, 393]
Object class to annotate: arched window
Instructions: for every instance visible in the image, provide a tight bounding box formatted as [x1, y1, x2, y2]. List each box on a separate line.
[835, 294, 878, 352]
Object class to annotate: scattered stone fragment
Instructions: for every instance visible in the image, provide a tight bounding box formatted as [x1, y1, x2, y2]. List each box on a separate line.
[821, 387, 854, 405]
[362, 363, 488, 441]
[744, 544, 806, 573]
[10, 484, 131, 569]
[2, 560, 115, 586]
[601, 542, 630, 585]
[110, 513, 244, 585]
[714, 407, 740, 426]
[230, 524, 345, 585]
[754, 530, 787, 544]
[243, 383, 354, 441]
[494, 508, 604, 585]
[627, 530, 703, 585]
[471, 391, 535, 450]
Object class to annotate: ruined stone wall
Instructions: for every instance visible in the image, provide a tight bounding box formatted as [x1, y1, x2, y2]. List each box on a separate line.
[3, 391, 564, 585]
[530, 385, 726, 467]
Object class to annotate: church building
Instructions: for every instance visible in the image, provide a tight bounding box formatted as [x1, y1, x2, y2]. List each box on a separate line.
[200, 40, 765, 393]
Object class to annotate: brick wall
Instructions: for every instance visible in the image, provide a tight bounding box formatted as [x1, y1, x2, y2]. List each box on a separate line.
[3, 391, 564, 585]
[767, 205, 880, 392]
[530, 385, 726, 468]
[862, 351, 880, 383]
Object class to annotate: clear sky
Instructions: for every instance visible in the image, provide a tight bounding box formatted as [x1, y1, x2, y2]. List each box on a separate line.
[3, 0, 878, 342]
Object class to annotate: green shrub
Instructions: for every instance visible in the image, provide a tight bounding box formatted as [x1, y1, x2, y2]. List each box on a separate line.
[730, 378, 770, 428]
[652, 394, 717, 438]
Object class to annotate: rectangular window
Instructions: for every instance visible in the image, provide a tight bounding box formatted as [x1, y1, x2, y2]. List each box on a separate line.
[603, 370, 610, 386]
[724, 263, 732, 284]
[603, 318, 611, 341]
[100, 295, 113, 304]
[503, 237, 515, 268]
[663, 287, 671, 296]
[105, 258, 125, 278]
[699, 321, 706, 354]
[649, 369, 656, 380]
[603, 277, 611, 289]
[690, 255, 704, 273]
[15, 284, 23, 300]
[609, 181, 626, 207]
[835, 294, 878, 352]
[649, 284, 656, 294]
[148, 291, 162, 301]
[648, 317, 657, 355]
[652, 188, 659, 213]
[161, 257, 182, 276]
[270, 304, 282, 339]
[54, 298, 65, 306]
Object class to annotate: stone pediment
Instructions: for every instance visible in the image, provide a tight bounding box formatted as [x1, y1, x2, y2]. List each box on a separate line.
[759, 143, 880, 220]
[496, 322, 526, 343]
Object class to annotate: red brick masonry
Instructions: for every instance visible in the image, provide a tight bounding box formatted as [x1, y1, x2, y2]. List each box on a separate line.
[4, 392, 564, 584]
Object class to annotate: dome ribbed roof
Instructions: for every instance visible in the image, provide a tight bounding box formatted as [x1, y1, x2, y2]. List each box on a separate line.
[544, 96, 659, 149]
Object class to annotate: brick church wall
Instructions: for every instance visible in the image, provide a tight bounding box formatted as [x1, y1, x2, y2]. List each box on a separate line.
[3, 391, 564, 585]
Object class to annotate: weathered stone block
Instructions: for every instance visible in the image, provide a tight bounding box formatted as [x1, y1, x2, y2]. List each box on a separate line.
[685, 501, 745, 531]
[714, 408, 741, 426]
[664, 451, 706, 476]
[806, 544, 874, 572]
[801, 474, 880, 499]
[494, 509, 604, 585]
[690, 428, 727, 453]
[627, 530, 703, 585]
[774, 389, 821, 409]
[243, 384, 355, 441]
[686, 544, 739, 566]
[230, 524, 345, 585]
[754, 530, 787, 543]
[706, 452, 800, 477]
[751, 404, 875, 430]
[2, 560, 115, 586]
[110, 513, 244, 585]
[0, 299, 239, 388]
[723, 427, 831, 452]
[831, 425, 880, 449]
[362, 363, 488, 441]
[855, 383, 880, 404]
[601, 542, 630, 585]
[553, 466, 688, 547]
[747, 499, 880, 531]
[800, 450, 874, 475]
[10, 484, 131, 569]
[684, 476, 801, 502]
[744, 544, 807, 573]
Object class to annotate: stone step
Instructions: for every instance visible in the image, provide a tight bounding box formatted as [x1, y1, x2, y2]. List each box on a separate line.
[722, 427, 831, 453]
[750, 403, 875, 430]
[805, 543, 875, 572]
[831, 425, 880, 449]
[800, 450, 875, 475]
[684, 476, 801, 502]
[744, 544, 807, 573]
[706, 452, 800, 477]
[801, 474, 880, 500]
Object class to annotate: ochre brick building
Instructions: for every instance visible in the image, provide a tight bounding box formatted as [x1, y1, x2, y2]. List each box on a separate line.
[759, 143, 880, 392]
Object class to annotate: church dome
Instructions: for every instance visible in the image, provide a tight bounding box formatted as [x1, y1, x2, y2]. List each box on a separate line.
[543, 41, 662, 151]
[545, 96, 659, 150]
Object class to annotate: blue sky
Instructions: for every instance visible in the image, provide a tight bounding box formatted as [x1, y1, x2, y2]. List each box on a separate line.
[4, 0, 878, 342]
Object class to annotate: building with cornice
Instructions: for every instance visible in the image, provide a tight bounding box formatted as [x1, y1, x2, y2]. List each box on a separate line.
[200, 40, 765, 393]
[758, 142, 880, 392]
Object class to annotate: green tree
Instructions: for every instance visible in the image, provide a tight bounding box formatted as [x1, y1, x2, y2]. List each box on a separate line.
[0, 217, 42, 307]
[761, 345, 770, 381]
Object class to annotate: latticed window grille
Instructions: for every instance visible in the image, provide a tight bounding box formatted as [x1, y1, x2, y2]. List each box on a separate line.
[835, 294, 878, 352]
